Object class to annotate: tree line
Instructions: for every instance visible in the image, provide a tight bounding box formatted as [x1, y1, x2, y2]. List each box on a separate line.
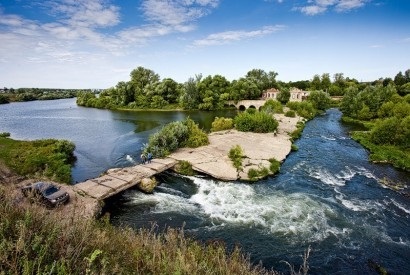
[76, 66, 410, 111]
[0, 88, 94, 104]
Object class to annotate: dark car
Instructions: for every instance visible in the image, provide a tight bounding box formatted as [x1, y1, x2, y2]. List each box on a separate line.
[21, 182, 70, 208]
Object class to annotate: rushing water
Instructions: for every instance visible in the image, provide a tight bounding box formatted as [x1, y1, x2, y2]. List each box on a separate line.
[1, 98, 409, 274]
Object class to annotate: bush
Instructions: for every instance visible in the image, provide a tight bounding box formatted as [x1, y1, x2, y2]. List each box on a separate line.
[228, 145, 244, 171]
[182, 118, 209, 148]
[174, 160, 195, 176]
[261, 99, 283, 114]
[247, 166, 270, 181]
[0, 132, 10, 137]
[291, 144, 299, 151]
[370, 116, 410, 147]
[286, 101, 316, 119]
[290, 121, 305, 141]
[211, 117, 234, 132]
[269, 158, 281, 174]
[234, 111, 278, 133]
[285, 110, 296, 117]
[145, 118, 208, 158]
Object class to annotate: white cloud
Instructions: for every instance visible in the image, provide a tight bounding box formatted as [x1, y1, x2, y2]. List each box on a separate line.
[335, 0, 367, 12]
[193, 25, 285, 46]
[295, 0, 368, 15]
[44, 0, 120, 28]
[141, 0, 219, 27]
[297, 5, 328, 15]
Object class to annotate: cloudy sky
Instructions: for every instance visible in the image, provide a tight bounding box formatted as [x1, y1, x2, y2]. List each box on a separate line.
[0, 0, 409, 88]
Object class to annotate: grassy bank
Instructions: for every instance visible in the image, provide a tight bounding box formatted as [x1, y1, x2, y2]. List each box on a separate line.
[0, 135, 75, 183]
[351, 132, 410, 171]
[0, 186, 279, 274]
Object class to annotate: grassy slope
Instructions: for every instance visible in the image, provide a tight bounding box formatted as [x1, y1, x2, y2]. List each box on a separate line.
[0, 186, 278, 274]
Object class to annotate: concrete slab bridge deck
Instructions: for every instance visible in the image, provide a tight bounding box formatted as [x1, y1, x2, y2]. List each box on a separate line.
[74, 158, 177, 200]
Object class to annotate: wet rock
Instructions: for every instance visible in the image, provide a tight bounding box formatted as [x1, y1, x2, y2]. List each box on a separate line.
[137, 177, 157, 193]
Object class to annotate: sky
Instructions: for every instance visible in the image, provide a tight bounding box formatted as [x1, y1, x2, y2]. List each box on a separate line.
[0, 0, 409, 89]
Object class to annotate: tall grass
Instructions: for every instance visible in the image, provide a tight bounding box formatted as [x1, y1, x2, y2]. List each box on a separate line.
[0, 186, 279, 274]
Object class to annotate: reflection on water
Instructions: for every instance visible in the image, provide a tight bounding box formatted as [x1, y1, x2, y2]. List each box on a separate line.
[0, 98, 236, 182]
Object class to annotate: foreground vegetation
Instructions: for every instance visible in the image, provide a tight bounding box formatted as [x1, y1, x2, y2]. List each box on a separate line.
[0, 186, 281, 275]
[0, 135, 75, 183]
[340, 85, 410, 171]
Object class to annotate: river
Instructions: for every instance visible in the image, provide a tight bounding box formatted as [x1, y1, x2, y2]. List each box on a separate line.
[0, 98, 409, 274]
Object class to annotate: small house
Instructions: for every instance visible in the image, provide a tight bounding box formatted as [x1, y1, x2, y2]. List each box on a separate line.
[289, 88, 309, 102]
[262, 88, 281, 100]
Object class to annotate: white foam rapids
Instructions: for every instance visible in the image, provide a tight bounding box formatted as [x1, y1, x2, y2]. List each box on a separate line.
[188, 177, 343, 241]
[307, 165, 378, 187]
[128, 176, 344, 241]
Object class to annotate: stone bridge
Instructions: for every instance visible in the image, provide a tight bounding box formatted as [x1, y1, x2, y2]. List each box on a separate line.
[227, 100, 266, 110]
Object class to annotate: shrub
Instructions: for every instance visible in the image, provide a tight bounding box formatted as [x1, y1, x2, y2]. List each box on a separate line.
[174, 160, 195, 176]
[370, 116, 410, 147]
[290, 121, 305, 141]
[145, 118, 208, 158]
[247, 168, 259, 181]
[211, 117, 234, 132]
[182, 118, 209, 148]
[228, 145, 244, 171]
[269, 158, 281, 174]
[0, 132, 10, 137]
[234, 111, 278, 133]
[261, 99, 283, 114]
[247, 166, 270, 181]
[285, 110, 296, 117]
[286, 101, 316, 119]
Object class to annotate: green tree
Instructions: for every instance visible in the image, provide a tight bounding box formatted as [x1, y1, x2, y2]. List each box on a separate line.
[394, 71, 407, 87]
[197, 75, 230, 110]
[276, 89, 290, 104]
[181, 75, 202, 109]
[230, 78, 260, 101]
[310, 74, 321, 90]
[321, 73, 331, 92]
[307, 90, 331, 110]
[245, 69, 278, 92]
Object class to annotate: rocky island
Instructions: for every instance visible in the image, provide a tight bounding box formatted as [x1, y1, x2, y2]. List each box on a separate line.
[169, 113, 302, 181]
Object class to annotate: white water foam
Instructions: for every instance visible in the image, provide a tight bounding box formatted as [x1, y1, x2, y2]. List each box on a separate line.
[129, 190, 198, 214]
[308, 167, 346, 186]
[308, 165, 378, 187]
[390, 199, 410, 215]
[125, 154, 135, 164]
[188, 177, 343, 241]
[321, 135, 336, 141]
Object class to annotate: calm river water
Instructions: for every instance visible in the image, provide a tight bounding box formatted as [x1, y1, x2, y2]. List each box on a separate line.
[1, 98, 409, 274]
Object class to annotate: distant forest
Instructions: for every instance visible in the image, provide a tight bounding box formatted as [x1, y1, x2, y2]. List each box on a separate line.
[0, 88, 97, 104]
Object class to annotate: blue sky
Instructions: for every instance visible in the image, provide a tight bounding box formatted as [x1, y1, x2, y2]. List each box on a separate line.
[0, 0, 409, 88]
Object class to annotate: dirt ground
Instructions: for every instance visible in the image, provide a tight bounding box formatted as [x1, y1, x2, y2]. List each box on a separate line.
[0, 161, 100, 219]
